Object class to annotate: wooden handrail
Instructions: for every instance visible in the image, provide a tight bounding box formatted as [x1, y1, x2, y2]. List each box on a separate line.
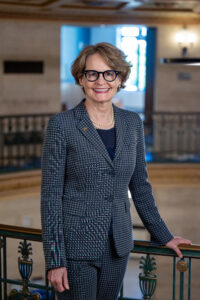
[1, 224, 200, 252]
[0, 224, 41, 235]
[134, 240, 200, 252]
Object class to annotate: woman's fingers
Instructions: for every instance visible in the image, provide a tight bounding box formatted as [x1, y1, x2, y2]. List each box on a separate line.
[63, 268, 70, 290]
[170, 243, 183, 258]
[48, 267, 69, 292]
[166, 236, 192, 258]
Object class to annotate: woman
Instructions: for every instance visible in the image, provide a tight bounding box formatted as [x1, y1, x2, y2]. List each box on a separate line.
[41, 42, 191, 300]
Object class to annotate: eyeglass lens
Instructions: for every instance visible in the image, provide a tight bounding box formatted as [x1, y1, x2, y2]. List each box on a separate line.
[84, 70, 118, 82]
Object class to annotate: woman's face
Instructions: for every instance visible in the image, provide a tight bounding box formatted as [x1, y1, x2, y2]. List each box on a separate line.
[79, 53, 121, 105]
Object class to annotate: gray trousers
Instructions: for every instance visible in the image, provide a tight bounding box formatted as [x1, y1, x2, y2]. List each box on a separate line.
[57, 235, 129, 300]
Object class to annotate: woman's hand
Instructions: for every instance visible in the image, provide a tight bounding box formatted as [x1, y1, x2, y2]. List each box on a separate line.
[165, 236, 192, 258]
[48, 267, 69, 292]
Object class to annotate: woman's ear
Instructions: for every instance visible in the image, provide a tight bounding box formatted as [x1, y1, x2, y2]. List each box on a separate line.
[118, 76, 122, 86]
[117, 77, 122, 89]
[79, 76, 83, 86]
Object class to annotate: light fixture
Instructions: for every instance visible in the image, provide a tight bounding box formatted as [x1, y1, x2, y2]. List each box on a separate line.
[175, 25, 197, 57]
[161, 26, 200, 65]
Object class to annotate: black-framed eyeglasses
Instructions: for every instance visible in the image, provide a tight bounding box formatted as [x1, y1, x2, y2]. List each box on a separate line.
[82, 70, 120, 82]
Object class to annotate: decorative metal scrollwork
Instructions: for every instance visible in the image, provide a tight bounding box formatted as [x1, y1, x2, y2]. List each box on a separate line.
[9, 240, 40, 300]
[177, 259, 188, 272]
[139, 254, 157, 300]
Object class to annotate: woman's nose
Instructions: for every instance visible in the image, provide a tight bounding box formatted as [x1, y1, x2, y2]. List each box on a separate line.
[96, 73, 106, 84]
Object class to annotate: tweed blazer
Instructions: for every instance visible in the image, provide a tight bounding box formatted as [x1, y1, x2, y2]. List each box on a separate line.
[41, 99, 173, 271]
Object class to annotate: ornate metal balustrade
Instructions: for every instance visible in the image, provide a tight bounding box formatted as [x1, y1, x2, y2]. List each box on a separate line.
[144, 112, 200, 162]
[0, 224, 55, 300]
[0, 112, 200, 172]
[0, 114, 52, 172]
[119, 240, 200, 300]
[0, 224, 200, 300]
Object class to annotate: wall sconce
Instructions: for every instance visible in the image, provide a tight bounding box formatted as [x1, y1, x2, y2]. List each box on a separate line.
[175, 26, 197, 57]
[161, 26, 200, 65]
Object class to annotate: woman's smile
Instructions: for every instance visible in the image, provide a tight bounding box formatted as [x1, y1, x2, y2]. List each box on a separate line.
[93, 88, 110, 93]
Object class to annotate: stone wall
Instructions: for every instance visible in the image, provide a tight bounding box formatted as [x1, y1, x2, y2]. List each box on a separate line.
[1, 21, 200, 116]
[0, 19, 61, 115]
[156, 24, 200, 112]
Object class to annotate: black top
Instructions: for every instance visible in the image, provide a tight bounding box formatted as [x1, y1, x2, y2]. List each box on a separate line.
[97, 127, 116, 235]
[97, 127, 116, 160]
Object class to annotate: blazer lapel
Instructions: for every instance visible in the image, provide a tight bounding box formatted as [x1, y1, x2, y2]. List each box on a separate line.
[113, 105, 128, 162]
[74, 100, 114, 168]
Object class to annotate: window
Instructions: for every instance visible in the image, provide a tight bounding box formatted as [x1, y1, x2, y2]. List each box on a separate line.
[117, 26, 147, 92]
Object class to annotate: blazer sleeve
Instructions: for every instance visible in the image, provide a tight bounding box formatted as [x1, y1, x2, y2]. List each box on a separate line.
[41, 115, 67, 272]
[128, 114, 174, 246]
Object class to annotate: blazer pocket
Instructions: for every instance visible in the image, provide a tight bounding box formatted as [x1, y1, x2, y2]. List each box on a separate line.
[124, 200, 133, 228]
[124, 199, 131, 213]
[63, 202, 86, 232]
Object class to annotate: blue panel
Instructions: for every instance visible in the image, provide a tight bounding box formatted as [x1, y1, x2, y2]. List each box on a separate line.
[60, 26, 90, 82]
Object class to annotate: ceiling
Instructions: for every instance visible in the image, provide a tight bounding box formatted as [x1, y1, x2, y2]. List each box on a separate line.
[0, 0, 200, 24]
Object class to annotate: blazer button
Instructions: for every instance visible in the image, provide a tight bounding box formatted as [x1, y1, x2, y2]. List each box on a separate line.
[105, 195, 113, 202]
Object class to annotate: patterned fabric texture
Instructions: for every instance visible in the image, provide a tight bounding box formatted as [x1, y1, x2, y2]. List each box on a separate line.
[56, 236, 129, 300]
[41, 99, 173, 272]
